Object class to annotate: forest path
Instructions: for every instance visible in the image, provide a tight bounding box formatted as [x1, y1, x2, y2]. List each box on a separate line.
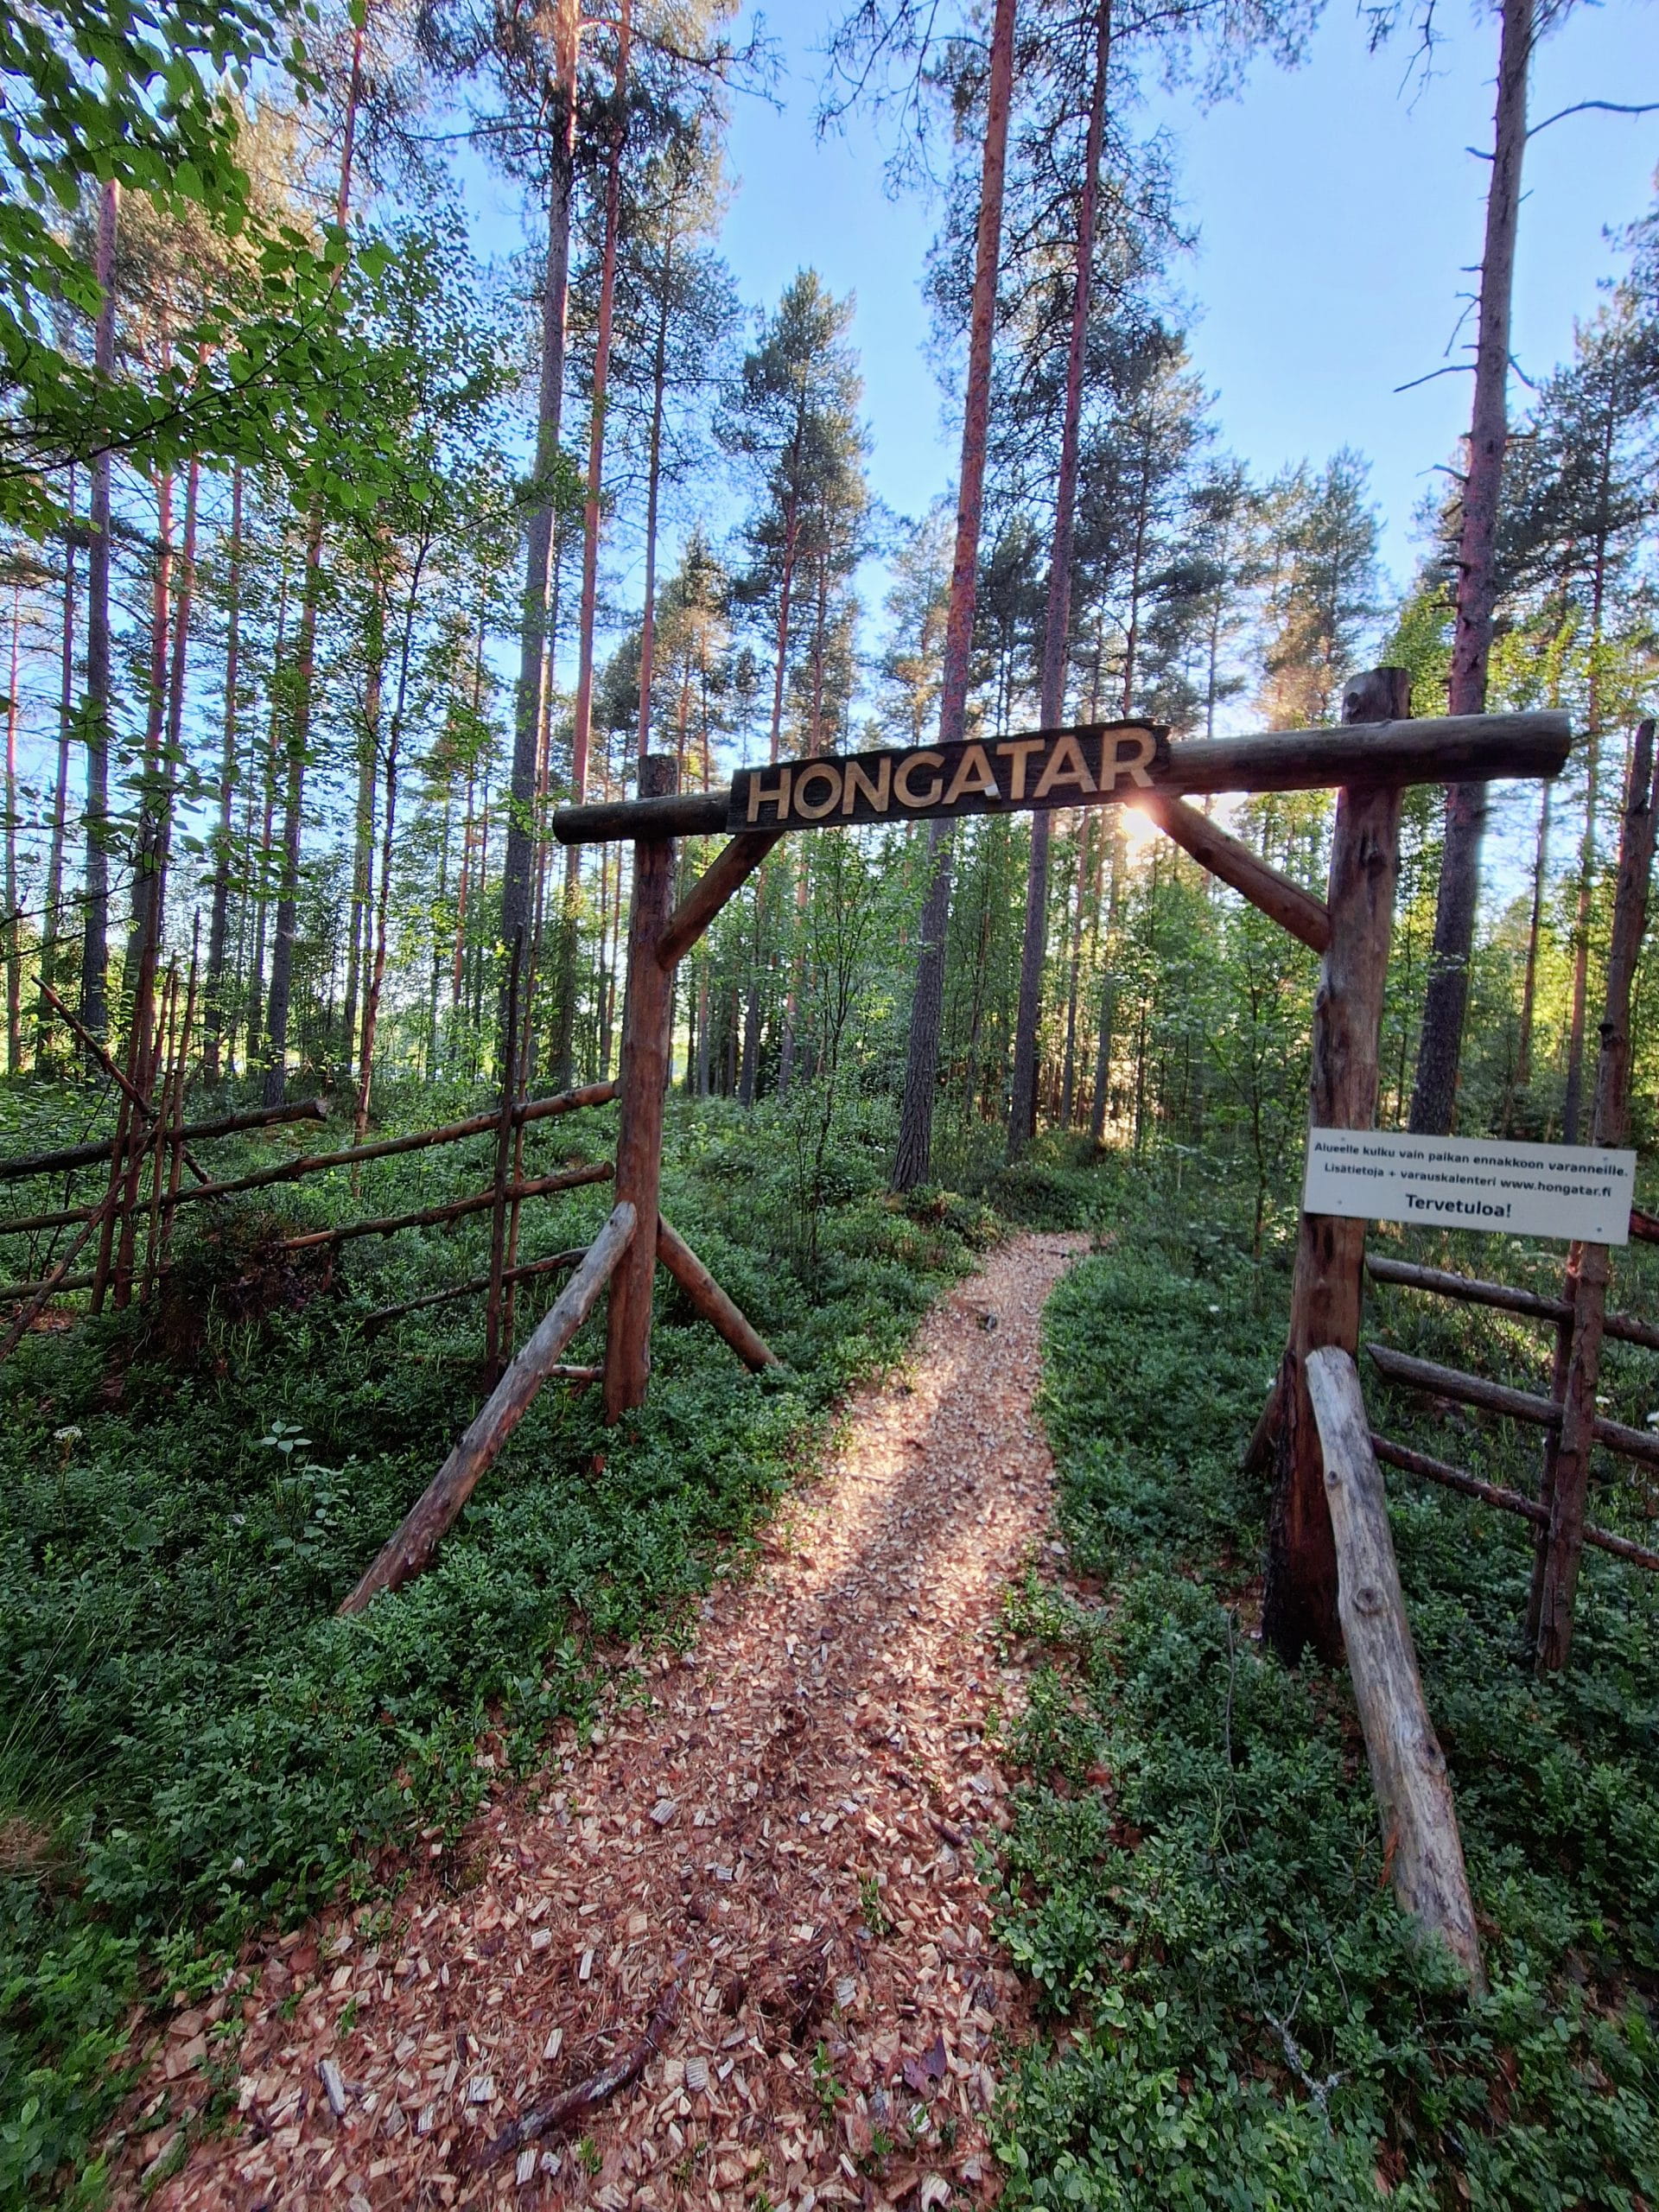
[126, 1230, 1089, 2212]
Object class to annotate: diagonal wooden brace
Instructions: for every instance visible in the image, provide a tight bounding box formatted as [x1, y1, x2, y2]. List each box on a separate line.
[339, 1201, 637, 1612]
[657, 1213, 779, 1372]
[1141, 793, 1331, 953]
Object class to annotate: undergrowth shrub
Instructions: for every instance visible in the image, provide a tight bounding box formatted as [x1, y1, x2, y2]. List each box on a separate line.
[0, 1087, 1012, 2204]
[994, 1224, 1659, 2211]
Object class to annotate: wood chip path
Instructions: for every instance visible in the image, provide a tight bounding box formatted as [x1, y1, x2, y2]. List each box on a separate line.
[115, 1231, 1089, 2212]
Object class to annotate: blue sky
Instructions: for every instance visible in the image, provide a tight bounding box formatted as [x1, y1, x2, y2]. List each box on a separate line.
[717, 0, 1657, 593]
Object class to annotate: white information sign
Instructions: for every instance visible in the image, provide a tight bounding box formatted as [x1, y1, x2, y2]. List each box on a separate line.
[1301, 1130, 1636, 1245]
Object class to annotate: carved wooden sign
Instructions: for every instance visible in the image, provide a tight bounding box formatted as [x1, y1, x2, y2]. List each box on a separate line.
[727, 721, 1169, 831]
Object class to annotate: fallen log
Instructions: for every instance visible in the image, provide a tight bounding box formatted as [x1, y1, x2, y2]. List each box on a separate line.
[338, 1201, 636, 1613]
[469, 1980, 679, 2172]
[1305, 1347, 1484, 1990]
[0, 1269, 97, 1303]
[0, 1097, 328, 1183]
[657, 1214, 780, 1372]
[281, 1163, 613, 1251]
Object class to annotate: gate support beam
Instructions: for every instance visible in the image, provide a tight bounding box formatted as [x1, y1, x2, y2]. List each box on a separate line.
[606, 755, 680, 1422]
[1262, 667, 1407, 1667]
[658, 830, 785, 973]
[1141, 794, 1331, 954]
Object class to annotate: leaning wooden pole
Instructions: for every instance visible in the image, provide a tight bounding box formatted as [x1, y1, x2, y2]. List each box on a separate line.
[339, 1200, 636, 1613]
[605, 757, 679, 1423]
[657, 1214, 779, 1372]
[1261, 669, 1407, 1667]
[1529, 717, 1656, 1673]
[1306, 1347, 1484, 1989]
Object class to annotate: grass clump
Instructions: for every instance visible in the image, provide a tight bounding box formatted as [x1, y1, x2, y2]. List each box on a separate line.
[992, 1197, 1659, 2210]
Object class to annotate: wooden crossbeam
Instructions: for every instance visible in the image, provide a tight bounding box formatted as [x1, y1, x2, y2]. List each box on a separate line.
[1373, 1433, 1659, 1573]
[657, 1214, 779, 1371]
[1366, 1339, 1659, 1470]
[551, 711, 1571, 845]
[1367, 1252, 1659, 1354]
[0, 1099, 328, 1185]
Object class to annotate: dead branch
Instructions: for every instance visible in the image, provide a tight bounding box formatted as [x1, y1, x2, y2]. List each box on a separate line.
[468, 1980, 679, 2172]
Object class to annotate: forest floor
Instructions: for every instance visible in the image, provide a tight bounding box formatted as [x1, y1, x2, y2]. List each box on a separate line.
[110, 1230, 1090, 2212]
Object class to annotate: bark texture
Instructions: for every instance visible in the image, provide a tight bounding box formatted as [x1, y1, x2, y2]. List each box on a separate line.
[1408, 0, 1532, 1134]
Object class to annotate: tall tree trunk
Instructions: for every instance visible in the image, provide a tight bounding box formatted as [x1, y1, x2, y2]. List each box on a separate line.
[203, 464, 242, 1080]
[553, 0, 631, 1089]
[263, 24, 368, 1102]
[245, 561, 289, 1066]
[1510, 781, 1551, 1127]
[1561, 394, 1619, 1142]
[1059, 817, 1090, 1124]
[340, 576, 385, 1074]
[891, 0, 1017, 1191]
[126, 466, 175, 982]
[40, 469, 78, 1069]
[353, 569, 421, 1147]
[1090, 824, 1125, 1141]
[1408, 0, 1532, 1134]
[1008, 0, 1109, 1160]
[3, 582, 21, 1073]
[137, 451, 200, 976]
[635, 232, 673, 764]
[81, 181, 118, 1052]
[499, 0, 580, 1045]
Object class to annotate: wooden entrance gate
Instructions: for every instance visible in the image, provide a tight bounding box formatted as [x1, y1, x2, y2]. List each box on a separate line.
[346, 675, 1571, 1629]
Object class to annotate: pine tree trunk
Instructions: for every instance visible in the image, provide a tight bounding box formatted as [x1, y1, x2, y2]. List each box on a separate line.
[126, 466, 175, 982]
[353, 586, 417, 1149]
[133, 451, 200, 978]
[635, 237, 672, 765]
[39, 471, 78, 1067]
[551, 1, 631, 1090]
[340, 579, 385, 1075]
[499, 0, 580, 1040]
[892, 0, 1017, 1191]
[1008, 0, 1109, 1160]
[203, 464, 242, 1080]
[1060, 817, 1090, 1124]
[81, 181, 118, 1052]
[3, 583, 21, 1072]
[1511, 783, 1550, 1112]
[1408, 0, 1531, 1134]
[265, 22, 370, 1103]
[245, 560, 289, 1069]
[1561, 397, 1618, 1141]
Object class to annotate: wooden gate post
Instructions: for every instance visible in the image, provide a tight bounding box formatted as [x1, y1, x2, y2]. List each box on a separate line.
[1262, 667, 1408, 1667]
[605, 754, 679, 1422]
[1530, 717, 1656, 1673]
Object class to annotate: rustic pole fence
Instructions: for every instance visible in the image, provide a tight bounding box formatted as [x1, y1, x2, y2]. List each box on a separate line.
[1526, 721, 1656, 1671]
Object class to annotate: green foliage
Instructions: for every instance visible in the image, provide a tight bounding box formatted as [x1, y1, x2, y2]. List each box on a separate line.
[0, 1091, 993, 2202]
[992, 1192, 1659, 2209]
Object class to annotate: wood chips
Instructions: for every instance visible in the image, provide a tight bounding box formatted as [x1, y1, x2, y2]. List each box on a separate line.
[108, 1232, 1088, 2212]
